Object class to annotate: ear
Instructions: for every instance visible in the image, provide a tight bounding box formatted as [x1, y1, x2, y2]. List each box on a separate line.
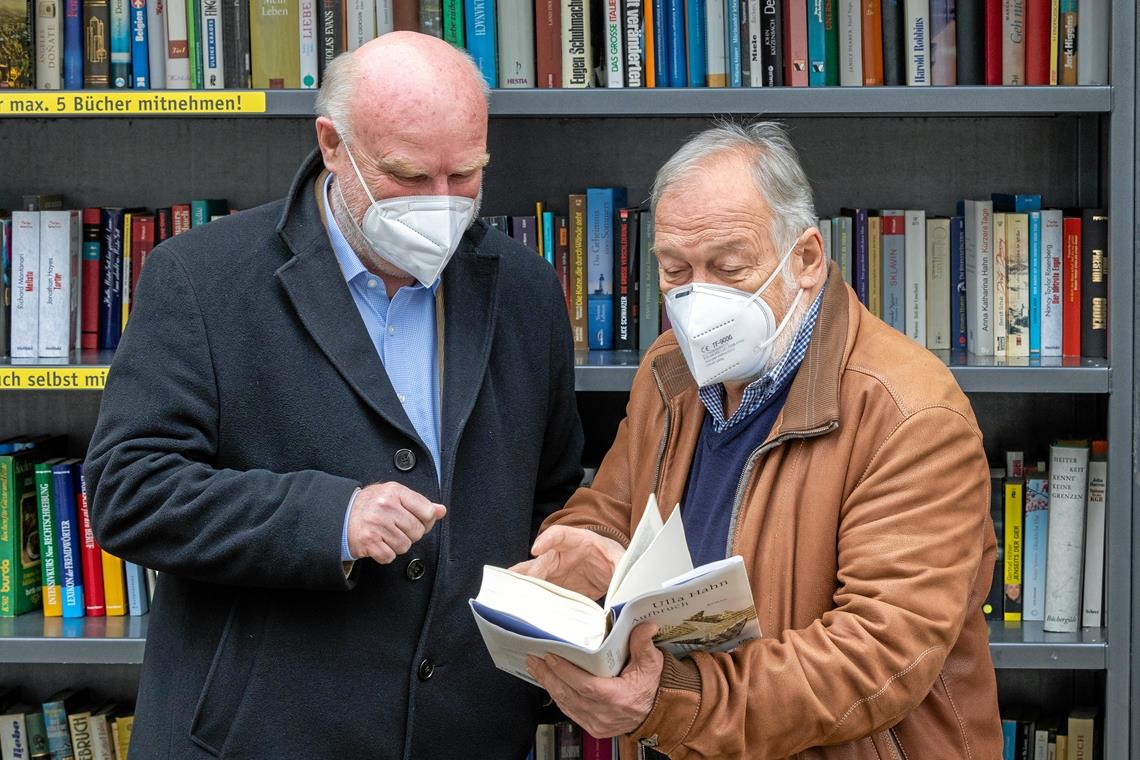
[315, 117, 342, 174]
[794, 227, 827, 291]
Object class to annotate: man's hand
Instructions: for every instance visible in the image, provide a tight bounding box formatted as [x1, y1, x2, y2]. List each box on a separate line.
[510, 526, 625, 600]
[526, 623, 664, 738]
[347, 482, 446, 564]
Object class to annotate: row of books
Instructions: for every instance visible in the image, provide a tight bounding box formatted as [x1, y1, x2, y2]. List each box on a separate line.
[820, 198, 1108, 360]
[0, 0, 1110, 92]
[0, 686, 133, 760]
[1000, 706, 1096, 760]
[981, 440, 1106, 632]
[529, 722, 613, 760]
[0, 197, 229, 358]
[0, 435, 153, 618]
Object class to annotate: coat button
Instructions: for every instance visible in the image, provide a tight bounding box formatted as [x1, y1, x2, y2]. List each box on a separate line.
[394, 448, 416, 472]
[417, 658, 434, 681]
[405, 558, 425, 581]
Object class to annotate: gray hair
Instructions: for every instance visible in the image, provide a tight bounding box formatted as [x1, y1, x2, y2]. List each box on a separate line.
[650, 121, 817, 258]
[315, 48, 491, 142]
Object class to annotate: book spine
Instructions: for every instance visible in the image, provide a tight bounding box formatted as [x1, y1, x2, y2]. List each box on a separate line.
[860, 0, 883, 85]
[904, 210, 925, 344]
[747, 0, 763, 85]
[84, 0, 112, 87]
[164, 0, 191, 88]
[614, 209, 634, 350]
[838, 0, 861, 84]
[1001, 0, 1024, 84]
[784, 0, 808, 85]
[298, 0, 318, 86]
[1043, 442, 1089, 633]
[130, 0, 150, 87]
[725, 0, 742, 86]
[64, 0, 84, 86]
[1005, 213, 1028, 358]
[1040, 209, 1063, 357]
[807, 0, 827, 84]
[983, 0, 1000, 83]
[555, 217, 570, 310]
[37, 210, 73, 359]
[993, 213, 1007, 356]
[760, 0, 782, 85]
[35, 0, 64, 88]
[881, 213, 906, 331]
[534, 0, 558, 85]
[954, 0, 982, 82]
[36, 463, 62, 617]
[965, 200, 994, 356]
[820, 217, 833, 260]
[250, 0, 301, 88]
[1079, 210, 1107, 359]
[535, 724, 556, 760]
[706, 0, 727, 86]
[1061, 215, 1080, 356]
[110, 0, 131, 86]
[41, 700, 73, 758]
[80, 209, 101, 350]
[99, 210, 123, 351]
[75, 464, 106, 616]
[929, 0, 954, 83]
[638, 212, 659, 353]
[1074, 0, 1106, 84]
[983, 470, 1004, 621]
[1023, 0, 1047, 83]
[101, 550, 127, 615]
[925, 218, 950, 350]
[822, 0, 839, 83]
[186, 0, 202, 87]
[1047, 0, 1057, 83]
[375, 0, 393, 32]
[853, 209, 868, 306]
[497, 0, 536, 87]
[685, 0, 707, 86]
[463, 0, 497, 86]
[1058, 0, 1075, 84]
[345, 0, 373, 46]
[124, 561, 150, 615]
[643, 0, 658, 86]
[443, 0, 466, 47]
[148, 0, 168, 87]
[68, 712, 95, 760]
[318, 0, 343, 81]
[1028, 211, 1041, 355]
[1002, 478, 1023, 622]
[586, 188, 617, 350]
[1080, 445, 1106, 628]
[904, 0, 928, 84]
[51, 463, 85, 619]
[867, 215, 881, 317]
[836, 216, 852, 287]
[559, 0, 590, 86]
[569, 194, 588, 352]
[10, 212, 39, 359]
[0, 713, 29, 758]
[880, 0, 903, 84]
[1022, 475, 1048, 620]
[120, 211, 132, 333]
[420, 0, 442, 36]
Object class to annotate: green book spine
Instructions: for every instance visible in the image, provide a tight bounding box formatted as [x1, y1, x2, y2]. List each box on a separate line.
[0, 455, 44, 616]
[443, 0, 464, 47]
[822, 0, 839, 85]
[187, 0, 202, 87]
[35, 462, 62, 617]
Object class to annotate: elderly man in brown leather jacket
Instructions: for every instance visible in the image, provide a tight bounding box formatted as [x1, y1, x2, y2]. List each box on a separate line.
[514, 122, 1004, 759]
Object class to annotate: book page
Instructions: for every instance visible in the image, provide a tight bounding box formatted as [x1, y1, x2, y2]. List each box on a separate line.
[604, 493, 664, 603]
[607, 502, 693, 609]
[473, 566, 607, 649]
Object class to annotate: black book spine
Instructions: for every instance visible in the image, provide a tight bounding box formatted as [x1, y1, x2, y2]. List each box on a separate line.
[222, 0, 249, 87]
[739, 0, 751, 85]
[614, 209, 633, 350]
[955, 0, 983, 83]
[761, 0, 783, 86]
[155, 207, 173, 242]
[318, 0, 343, 83]
[83, 0, 111, 88]
[880, 0, 905, 85]
[1080, 209, 1107, 359]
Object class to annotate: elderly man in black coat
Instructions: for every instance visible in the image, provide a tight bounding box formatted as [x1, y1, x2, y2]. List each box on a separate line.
[85, 32, 583, 759]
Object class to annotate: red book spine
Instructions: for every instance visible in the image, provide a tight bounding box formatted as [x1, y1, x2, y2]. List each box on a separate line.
[535, 0, 562, 87]
[130, 215, 155, 299]
[984, 0, 1002, 83]
[1024, 0, 1049, 84]
[76, 466, 106, 616]
[860, 0, 884, 85]
[1061, 215, 1081, 356]
[173, 204, 192, 235]
[81, 208, 102, 350]
[582, 733, 613, 760]
[784, 0, 811, 86]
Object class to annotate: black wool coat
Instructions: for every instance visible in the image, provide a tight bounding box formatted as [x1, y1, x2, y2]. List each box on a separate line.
[85, 150, 584, 759]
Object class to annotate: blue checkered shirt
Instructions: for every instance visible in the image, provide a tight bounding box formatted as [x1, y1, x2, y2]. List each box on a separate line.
[697, 284, 826, 432]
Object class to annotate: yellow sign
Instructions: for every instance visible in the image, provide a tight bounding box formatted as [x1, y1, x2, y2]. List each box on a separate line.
[0, 367, 107, 390]
[0, 91, 268, 116]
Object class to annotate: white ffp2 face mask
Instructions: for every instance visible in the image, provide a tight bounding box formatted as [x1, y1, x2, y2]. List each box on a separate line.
[340, 140, 476, 288]
[664, 242, 805, 387]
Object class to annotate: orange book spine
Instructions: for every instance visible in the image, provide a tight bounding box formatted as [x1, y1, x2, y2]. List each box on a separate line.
[861, 0, 884, 84]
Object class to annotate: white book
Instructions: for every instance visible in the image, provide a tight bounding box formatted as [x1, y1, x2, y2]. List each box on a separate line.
[164, 0, 191, 88]
[819, 218, 832, 262]
[497, 0, 536, 87]
[1040, 209, 1063, 356]
[34, 0, 63, 88]
[838, 0, 862, 85]
[146, 0, 167, 88]
[964, 200, 994, 355]
[1043, 441, 1089, 633]
[37, 210, 79, 359]
[1075, 0, 1107, 85]
[925, 218, 951, 350]
[471, 495, 760, 682]
[560, 0, 592, 87]
[705, 0, 727, 86]
[0, 711, 29, 760]
[347, 0, 376, 49]
[904, 210, 926, 345]
[534, 724, 556, 760]
[905, 0, 929, 84]
[199, 0, 225, 87]
[748, 0, 763, 85]
[992, 212, 1007, 357]
[299, 0, 318, 87]
[10, 211, 40, 359]
[375, 0, 393, 33]
[1080, 447, 1106, 628]
[602, 0, 624, 87]
[1034, 729, 1049, 760]
[1001, 0, 1024, 84]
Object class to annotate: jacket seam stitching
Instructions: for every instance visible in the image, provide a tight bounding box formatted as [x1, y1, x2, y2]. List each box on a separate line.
[939, 672, 973, 760]
[845, 364, 911, 417]
[824, 644, 945, 739]
[167, 248, 222, 434]
[854, 405, 982, 487]
[662, 686, 702, 753]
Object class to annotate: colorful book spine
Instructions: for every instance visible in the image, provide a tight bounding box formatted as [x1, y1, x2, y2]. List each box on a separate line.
[585, 187, 626, 350]
[652, 0, 670, 86]
[202, 0, 227, 86]
[75, 464, 106, 616]
[1001, 0, 1024, 84]
[929, 0, 955, 83]
[42, 693, 79, 760]
[1002, 477, 1023, 622]
[0, 445, 66, 617]
[1079, 209, 1107, 360]
[124, 561, 150, 615]
[807, 0, 827, 84]
[964, 200, 994, 356]
[822, 0, 839, 83]
[465, 0, 498, 87]
[951, 215, 967, 349]
[1058, 0, 1075, 84]
[1027, 211, 1041, 355]
[1043, 440, 1088, 633]
[542, 210, 555, 266]
[63, 0, 84, 87]
[625, 0, 643, 85]
[129, 0, 150, 87]
[568, 194, 588, 351]
[992, 213, 1007, 355]
[1061, 215, 1080, 356]
[102, 550, 128, 616]
[867, 215, 881, 318]
[1023, 0, 1048, 82]
[861, 0, 884, 85]
[99, 209, 125, 351]
[1022, 474, 1048, 621]
[725, 0, 742, 86]
[84, 0, 112, 87]
[109, 0, 131, 86]
[187, 0, 202, 87]
[881, 210, 905, 332]
[666, 0, 686, 85]
[36, 462, 62, 617]
[533, 0, 555, 84]
[250, 0, 300, 88]
[51, 461, 85, 619]
[1040, 209, 1063, 357]
[1005, 213, 1028, 358]
[614, 208, 638, 351]
[685, 0, 707, 85]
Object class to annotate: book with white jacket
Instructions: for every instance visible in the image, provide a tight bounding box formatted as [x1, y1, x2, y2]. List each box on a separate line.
[1081, 442, 1107, 628]
[37, 209, 81, 358]
[905, 209, 926, 345]
[10, 211, 40, 359]
[1043, 440, 1089, 633]
[964, 200, 994, 355]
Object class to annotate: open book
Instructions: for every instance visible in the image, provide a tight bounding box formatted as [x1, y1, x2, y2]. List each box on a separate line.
[469, 495, 760, 686]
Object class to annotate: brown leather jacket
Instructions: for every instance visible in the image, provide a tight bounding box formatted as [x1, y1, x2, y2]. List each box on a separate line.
[544, 264, 1003, 759]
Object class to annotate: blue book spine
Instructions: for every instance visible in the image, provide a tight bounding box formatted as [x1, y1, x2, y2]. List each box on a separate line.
[99, 210, 124, 350]
[110, 0, 131, 87]
[666, 0, 686, 85]
[1022, 476, 1049, 621]
[725, 0, 742, 86]
[653, 0, 671, 85]
[543, 211, 555, 266]
[585, 188, 626, 350]
[1001, 719, 1016, 759]
[124, 560, 150, 615]
[63, 0, 83, 87]
[464, 0, 498, 88]
[42, 700, 73, 757]
[51, 462, 85, 619]
[991, 193, 1042, 213]
[854, 210, 868, 306]
[950, 216, 967, 349]
[685, 0, 707, 86]
[130, 0, 150, 88]
[881, 218, 906, 333]
[1028, 211, 1041, 355]
[807, 0, 827, 85]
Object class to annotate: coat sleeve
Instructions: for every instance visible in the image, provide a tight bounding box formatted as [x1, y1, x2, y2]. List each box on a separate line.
[629, 406, 991, 759]
[85, 246, 361, 592]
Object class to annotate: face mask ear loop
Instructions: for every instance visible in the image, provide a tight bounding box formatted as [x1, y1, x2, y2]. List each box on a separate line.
[339, 137, 380, 208]
[737, 239, 802, 317]
[757, 287, 805, 349]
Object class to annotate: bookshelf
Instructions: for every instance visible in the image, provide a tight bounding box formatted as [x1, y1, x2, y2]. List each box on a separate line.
[0, 8, 1134, 756]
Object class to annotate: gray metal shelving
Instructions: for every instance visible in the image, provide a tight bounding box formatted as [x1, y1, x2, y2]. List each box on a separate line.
[0, 614, 147, 665]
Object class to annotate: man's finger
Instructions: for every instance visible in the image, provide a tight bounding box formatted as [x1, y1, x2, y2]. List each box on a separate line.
[511, 551, 557, 579]
[624, 623, 661, 673]
[530, 526, 574, 557]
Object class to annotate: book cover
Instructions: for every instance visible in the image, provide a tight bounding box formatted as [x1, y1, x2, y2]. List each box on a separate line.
[925, 217, 950, 350]
[148, 0, 168, 88]
[10, 211, 39, 359]
[73, 462, 105, 617]
[585, 187, 625, 350]
[250, 0, 300, 88]
[50, 460, 85, 619]
[992, 213, 1007, 357]
[638, 211, 659, 353]
[784, 0, 808, 85]
[471, 495, 760, 682]
[1058, 0, 1075, 84]
[1080, 440, 1106, 628]
[317, 0, 342, 81]
[838, 0, 861, 84]
[860, 0, 883, 85]
[124, 560, 150, 615]
[0, 0, 34, 87]
[725, 0, 742, 86]
[0, 438, 65, 617]
[955, 0, 982, 82]
[1040, 209, 1063, 358]
[1043, 440, 1088, 633]
[1005, 212, 1028, 358]
[1074, 0, 1106, 84]
[101, 549, 127, 616]
[1061, 214, 1080, 356]
[1001, 0, 1024, 83]
[964, 200, 994, 356]
[904, 209, 925, 345]
[534, 0, 559, 86]
[109, 0, 130, 86]
[807, 0, 827, 84]
[1023, 0, 1047, 83]
[163, 0, 191, 87]
[881, 211, 906, 331]
[34, 0, 63, 88]
[903, 0, 928, 84]
[497, 0, 535, 87]
[560, 0, 590, 86]
[1079, 209, 1106, 360]
[37, 209, 80, 359]
[929, 0, 954, 83]
[982, 468, 1005, 621]
[465, 0, 497, 87]
[705, 0, 726, 86]
[36, 459, 64, 618]
[760, 0, 782, 85]
[1022, 474, 1048, 621]
[41, 689, 85, 759]
[1027, 211, 1041, 355]
[298, 0, 317, 87]
[866, 213, 881, 317]
[1002, 477, 1023, 622]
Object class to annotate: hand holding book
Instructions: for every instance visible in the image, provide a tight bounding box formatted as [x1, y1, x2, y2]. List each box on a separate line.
[510, 525, 626, 601]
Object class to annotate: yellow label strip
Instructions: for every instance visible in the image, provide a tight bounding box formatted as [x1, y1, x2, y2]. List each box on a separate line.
[0, 91, 268, 116]
[0, 368, 108, 390]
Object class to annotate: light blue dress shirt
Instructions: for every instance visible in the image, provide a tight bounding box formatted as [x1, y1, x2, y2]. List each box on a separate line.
[325, 175, 442, 562]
